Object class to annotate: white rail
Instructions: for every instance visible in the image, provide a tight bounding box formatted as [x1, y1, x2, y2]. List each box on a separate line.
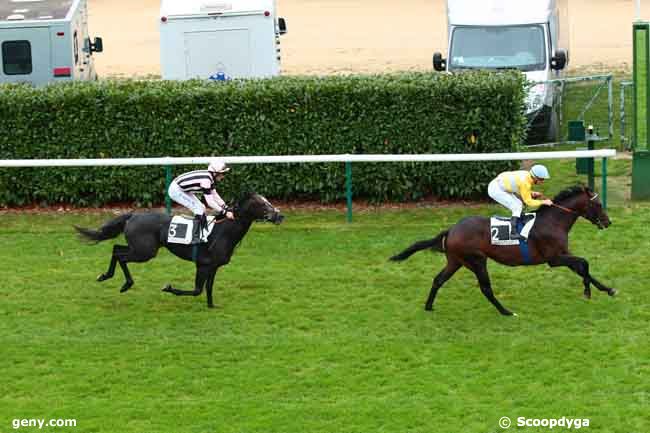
[0, 150, 617, 219]
[0, 149, 617, 167]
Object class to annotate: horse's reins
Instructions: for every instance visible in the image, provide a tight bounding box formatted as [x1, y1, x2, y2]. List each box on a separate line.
[551, 203, 578, 214]
[210, 217, 229, 225]
[536, 194, 576, 214]
[547, 193, 599, 215]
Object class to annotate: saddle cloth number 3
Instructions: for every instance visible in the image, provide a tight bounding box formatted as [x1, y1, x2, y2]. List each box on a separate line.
[167, 219, 192, 244]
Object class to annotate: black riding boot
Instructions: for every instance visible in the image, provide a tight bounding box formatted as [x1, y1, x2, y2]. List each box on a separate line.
[192, 215, 206, 245]
[200, 214, 208, 237]
[510, 216, 522, 240]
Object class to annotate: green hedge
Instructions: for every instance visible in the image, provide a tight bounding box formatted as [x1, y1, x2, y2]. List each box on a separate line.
[0, 71, 526, 206]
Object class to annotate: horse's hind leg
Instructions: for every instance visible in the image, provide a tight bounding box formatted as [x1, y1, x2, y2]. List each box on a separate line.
[465, 255, 514, 316]
[425, 259, 461, 311]
[112, 233, 161, 293]
[106, 244, 157, 293]
[117, 257, 135, 293]
[97, 245, 128, 282]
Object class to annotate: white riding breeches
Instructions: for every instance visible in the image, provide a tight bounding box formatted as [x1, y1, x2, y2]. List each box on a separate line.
[168, 181, 206, 216]
[488, 179, 523, 217]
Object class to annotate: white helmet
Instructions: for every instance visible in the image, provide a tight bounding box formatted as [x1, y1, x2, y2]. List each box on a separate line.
[208, 158, 230, 174]
[530, 164, 550, 179]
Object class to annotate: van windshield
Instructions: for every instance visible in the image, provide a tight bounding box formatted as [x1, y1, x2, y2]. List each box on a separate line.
[449, 25, 546, 72]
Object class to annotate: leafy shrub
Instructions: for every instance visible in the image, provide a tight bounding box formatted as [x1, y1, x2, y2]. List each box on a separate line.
[0, 71, 526, 206]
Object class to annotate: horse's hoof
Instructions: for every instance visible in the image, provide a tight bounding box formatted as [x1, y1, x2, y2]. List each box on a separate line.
[424, 305, 433, 312]
[608, 288, 617, 297]
[97, 273, 109, 282]
[120, 282, 133, 293]
[512, 312, 518, 317]
[161, 284, 173, 293]
[583, 292, 592, 300]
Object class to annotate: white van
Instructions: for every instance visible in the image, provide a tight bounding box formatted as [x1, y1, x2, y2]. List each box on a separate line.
[0, 0, 103, 86]
[433, 0, 569, 143]
[160, 0, 287, 80]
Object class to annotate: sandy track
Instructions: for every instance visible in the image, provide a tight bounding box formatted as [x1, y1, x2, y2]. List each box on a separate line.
[88, 0, 646, 77]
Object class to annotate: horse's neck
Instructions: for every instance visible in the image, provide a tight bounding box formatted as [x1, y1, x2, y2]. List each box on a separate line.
[231, 218, 253, 242]
[537, 201, 580, 232]
[216, 218, 253, 251]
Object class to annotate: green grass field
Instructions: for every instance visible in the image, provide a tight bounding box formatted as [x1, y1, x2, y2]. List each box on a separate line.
[1, 171, 648, 432]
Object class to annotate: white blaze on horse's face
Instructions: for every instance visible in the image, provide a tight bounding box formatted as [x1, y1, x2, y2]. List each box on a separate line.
[260, 195, 279, 214]
[585, 191, 611, 229]
[259, 195, 272, 207]
[251, 194, 282, 223]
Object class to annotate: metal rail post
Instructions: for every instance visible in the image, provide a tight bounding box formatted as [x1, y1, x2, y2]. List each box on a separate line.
[345, 161, 353, 223]
[586, 126, 596, 191]
[165, 164, 172, 214]
[608, 76, 614, 140]
[602, 157, 608, 210]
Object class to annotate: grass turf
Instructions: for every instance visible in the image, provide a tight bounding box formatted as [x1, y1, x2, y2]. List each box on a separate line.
[1, 194, 648, 432]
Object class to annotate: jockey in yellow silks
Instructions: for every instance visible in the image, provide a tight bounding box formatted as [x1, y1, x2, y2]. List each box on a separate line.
[487, 164, 554, 239]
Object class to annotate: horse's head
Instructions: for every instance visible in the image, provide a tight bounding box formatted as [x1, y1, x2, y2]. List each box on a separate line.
[554, 186, 611, 229]
[582, 189, 611, 229]
[234, 193, 284, 224]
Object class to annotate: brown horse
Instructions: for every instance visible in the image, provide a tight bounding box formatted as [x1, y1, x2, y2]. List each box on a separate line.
[390, 185, 615, 316]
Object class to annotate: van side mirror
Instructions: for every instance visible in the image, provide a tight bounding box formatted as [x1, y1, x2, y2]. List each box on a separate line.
[278, 17, 287, 35]
[551, 49, 567, 70]
[90, 37, 103, 54]
[433, 52, 446, 71]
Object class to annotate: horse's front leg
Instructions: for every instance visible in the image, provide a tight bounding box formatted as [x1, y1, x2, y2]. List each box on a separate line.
[548, 255, 616, 298]
[205, 268, 218, 308]
[162, 266, 210, 299]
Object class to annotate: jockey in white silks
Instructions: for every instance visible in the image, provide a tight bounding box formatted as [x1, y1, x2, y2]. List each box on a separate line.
[487, 164, 554, 240]
[168, 158, 234, 243]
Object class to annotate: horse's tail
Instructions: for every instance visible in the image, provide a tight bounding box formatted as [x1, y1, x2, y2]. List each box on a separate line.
[74, 213, 133, 243]
[389, 230, 449, 262]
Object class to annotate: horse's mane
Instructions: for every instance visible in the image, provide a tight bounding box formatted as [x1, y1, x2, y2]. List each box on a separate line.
[552, 184, 592, 203]
[234, 190, 257, 208]
[533, 184, 591, 216]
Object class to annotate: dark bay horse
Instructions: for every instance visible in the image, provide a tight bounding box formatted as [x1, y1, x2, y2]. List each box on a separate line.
[390, 185, 615, 316]
[75, 193, 283, 308]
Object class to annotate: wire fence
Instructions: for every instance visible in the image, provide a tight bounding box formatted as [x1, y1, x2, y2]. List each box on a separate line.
[526, 74, 614, 145]
[620, 80, 634, 150]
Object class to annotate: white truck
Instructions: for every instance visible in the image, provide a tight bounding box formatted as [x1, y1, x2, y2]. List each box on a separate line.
[0, 0, 103, 86]
[433, 0, 569, 143]
[160, 0, 287, 81]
